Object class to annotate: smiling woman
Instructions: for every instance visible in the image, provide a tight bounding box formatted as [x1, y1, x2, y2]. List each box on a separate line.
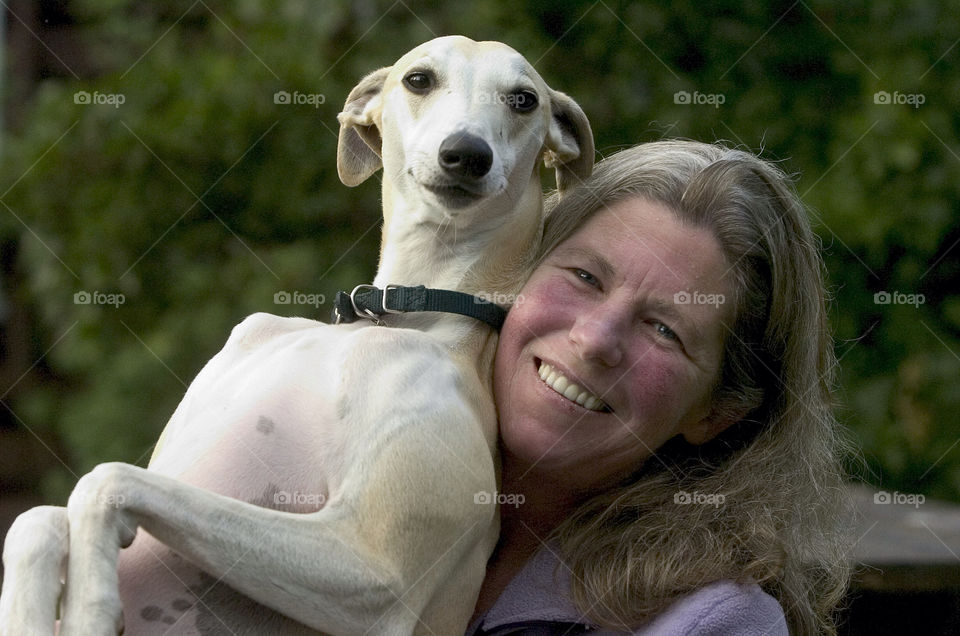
[469, 140, 853, 635]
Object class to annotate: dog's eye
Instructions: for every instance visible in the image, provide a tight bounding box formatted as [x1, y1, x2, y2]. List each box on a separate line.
[509, 90, 538, 113]
[403, 72, 432, 93]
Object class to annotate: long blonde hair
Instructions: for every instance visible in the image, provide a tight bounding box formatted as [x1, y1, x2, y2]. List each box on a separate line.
[541, 141, 853, 634]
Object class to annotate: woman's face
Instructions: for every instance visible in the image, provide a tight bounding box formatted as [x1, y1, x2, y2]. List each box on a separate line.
[494, 197, 736, 493]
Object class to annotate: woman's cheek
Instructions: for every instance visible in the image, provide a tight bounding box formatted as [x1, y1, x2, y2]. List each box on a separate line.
[622, 350, 688, 417]
[511, 281, 580, 337]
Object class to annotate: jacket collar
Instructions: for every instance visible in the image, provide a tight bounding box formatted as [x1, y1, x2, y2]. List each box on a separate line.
[467, 543, 597, 634]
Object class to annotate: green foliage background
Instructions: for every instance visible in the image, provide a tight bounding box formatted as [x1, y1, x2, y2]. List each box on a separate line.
[1, 0, 958, 502]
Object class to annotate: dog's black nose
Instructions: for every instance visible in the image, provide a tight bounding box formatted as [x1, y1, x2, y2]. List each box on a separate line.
[439, 132, 493, 179]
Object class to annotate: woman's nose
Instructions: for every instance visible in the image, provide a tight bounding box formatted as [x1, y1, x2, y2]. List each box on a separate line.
[569, 305, 624, 367]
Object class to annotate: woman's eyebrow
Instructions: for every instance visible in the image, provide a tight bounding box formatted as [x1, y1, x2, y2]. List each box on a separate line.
[560, 247, 615, 279]
[647, 298, 701, 337]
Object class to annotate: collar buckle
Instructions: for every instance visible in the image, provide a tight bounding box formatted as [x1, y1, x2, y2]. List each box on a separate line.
[349, 284, 383, 325]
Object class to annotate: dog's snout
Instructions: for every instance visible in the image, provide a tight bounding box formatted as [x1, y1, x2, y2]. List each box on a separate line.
[438, 132, 493, 179]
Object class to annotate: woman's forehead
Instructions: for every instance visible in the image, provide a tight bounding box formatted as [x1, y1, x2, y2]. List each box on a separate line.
[563, 199, 719, 269]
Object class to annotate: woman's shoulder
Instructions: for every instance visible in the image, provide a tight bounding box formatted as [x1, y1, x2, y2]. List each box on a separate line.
[467, 543, 788, 635]
[624, 579, 787, 636]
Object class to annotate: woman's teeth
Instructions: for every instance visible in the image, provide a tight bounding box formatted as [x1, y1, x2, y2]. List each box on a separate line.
[537, 362, 609, 412]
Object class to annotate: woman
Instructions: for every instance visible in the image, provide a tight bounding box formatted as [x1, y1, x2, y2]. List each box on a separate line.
[468, 140, 853, 635]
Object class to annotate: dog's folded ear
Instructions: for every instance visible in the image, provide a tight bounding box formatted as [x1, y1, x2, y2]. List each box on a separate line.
[337, 67, 390, 186]
[543, 89, 594, 195]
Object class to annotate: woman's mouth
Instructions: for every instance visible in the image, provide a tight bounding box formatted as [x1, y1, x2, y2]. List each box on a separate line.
[537, 361, 611, 412]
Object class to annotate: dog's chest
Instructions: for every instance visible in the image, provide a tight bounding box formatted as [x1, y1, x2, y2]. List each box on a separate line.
[145, 314, 476, 504]
[147, 316, 358, 504]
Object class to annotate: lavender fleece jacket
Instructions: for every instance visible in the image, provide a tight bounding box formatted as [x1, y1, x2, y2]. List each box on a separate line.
[466, 546, 788, 635]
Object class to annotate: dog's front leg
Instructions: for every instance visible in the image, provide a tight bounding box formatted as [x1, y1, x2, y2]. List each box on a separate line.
[0, 506, 69, 636]
[58, 461, 427, 636]
[59, 465, 139, 636]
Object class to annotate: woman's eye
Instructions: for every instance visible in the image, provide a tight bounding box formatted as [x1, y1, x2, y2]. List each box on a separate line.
[654, 321, 680, 343]
[573, 268, 600, 288]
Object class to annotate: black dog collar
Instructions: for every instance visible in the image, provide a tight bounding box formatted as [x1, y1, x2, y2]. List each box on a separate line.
[332, 284, 508, 331]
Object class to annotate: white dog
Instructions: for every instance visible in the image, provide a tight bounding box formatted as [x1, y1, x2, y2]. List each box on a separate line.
[0, 35, 592, 635]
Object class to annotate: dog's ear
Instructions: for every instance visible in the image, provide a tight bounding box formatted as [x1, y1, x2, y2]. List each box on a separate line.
[543, 89, 594, 195]
[337, 67, 390, 186]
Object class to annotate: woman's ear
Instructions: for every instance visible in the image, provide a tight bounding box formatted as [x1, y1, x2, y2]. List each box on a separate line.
[681, 417, 737, 446]
[681, 394, 760, 445]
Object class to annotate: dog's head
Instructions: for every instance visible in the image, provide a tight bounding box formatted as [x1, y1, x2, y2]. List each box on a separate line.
[337, 36, 593, 225]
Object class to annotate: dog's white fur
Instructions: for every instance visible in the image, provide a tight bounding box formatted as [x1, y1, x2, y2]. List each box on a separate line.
[0, 36, 592, 635]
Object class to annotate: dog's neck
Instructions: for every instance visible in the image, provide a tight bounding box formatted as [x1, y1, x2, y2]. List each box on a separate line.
[371, 175, 543, 352]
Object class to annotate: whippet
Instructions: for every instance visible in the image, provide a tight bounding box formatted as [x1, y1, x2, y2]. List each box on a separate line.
[0, 36, 592, 635]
